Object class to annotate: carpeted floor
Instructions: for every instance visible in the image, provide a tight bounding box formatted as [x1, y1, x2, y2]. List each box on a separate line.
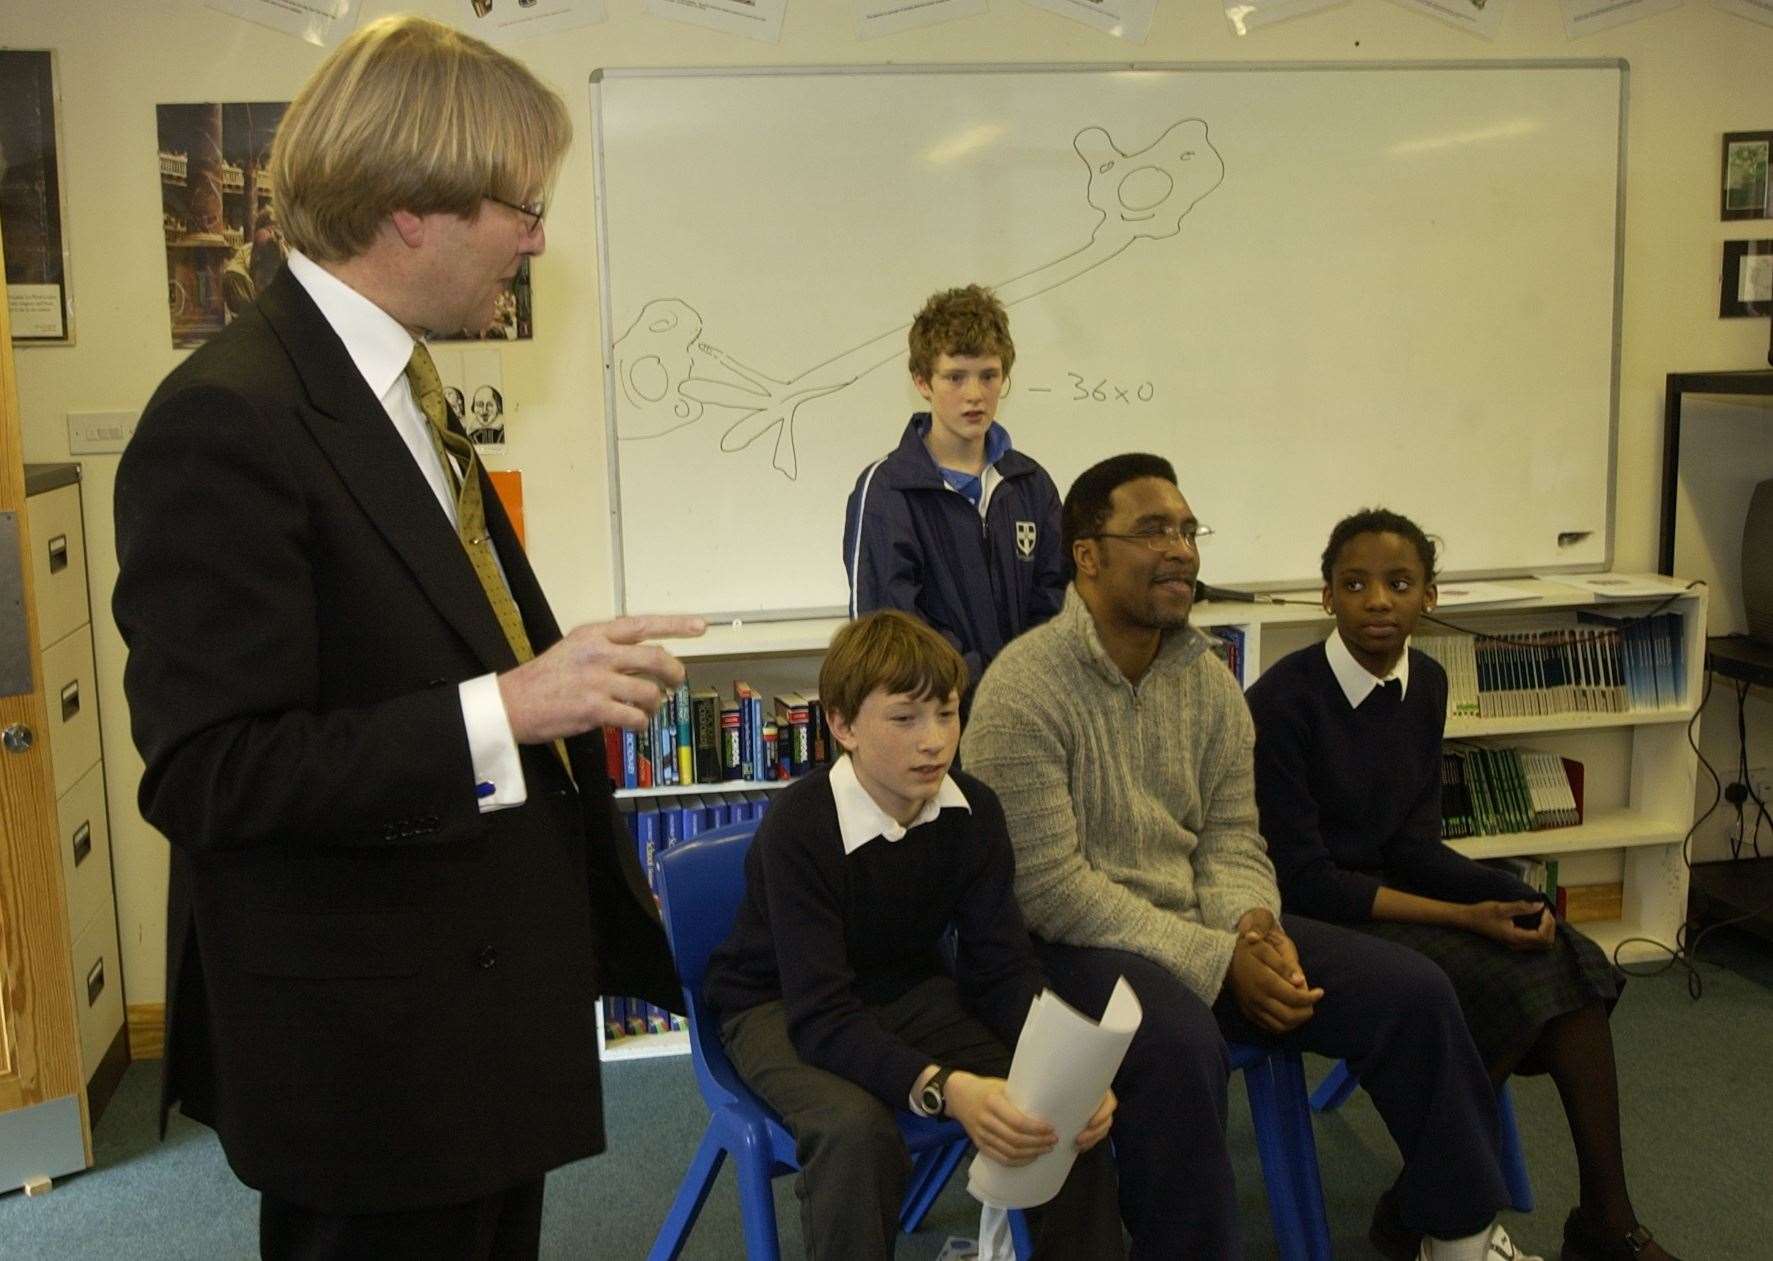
[5, 930, 1770, 1259]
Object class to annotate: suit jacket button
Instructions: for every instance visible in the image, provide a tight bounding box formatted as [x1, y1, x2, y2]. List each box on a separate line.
[476, 946, 498, 969]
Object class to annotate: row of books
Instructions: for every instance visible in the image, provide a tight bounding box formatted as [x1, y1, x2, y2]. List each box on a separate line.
[604, 684, 836, 791]
[1208, 624, 1246, 682]
[1441, 743, 1584, 839]
[1414, 610, 1687, 720]
[605, 790, 779, 1043]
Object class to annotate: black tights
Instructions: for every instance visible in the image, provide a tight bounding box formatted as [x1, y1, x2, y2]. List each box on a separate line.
[1492, 1001, 1637, 1234]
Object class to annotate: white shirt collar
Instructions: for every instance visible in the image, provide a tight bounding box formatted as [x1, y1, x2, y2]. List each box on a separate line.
[1324, 629, 1410, 710]
[286, 250, 420, 400]
[829, 754, 971, 856]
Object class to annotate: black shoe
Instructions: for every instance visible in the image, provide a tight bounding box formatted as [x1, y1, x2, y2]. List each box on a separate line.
[1369, 1188, 1423, 1261]
[1560, 1207, 1676, 1261]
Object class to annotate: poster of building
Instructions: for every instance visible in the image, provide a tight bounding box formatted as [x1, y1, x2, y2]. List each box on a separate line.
[1, 50, 72, 343]
[158, 101, 289, 349]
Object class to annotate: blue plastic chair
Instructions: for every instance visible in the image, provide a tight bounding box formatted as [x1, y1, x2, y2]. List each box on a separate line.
[646, 821, 1020, 1260]
[1229, 1043, 1335, 1261]
[1309, 1059, 1534, 1211]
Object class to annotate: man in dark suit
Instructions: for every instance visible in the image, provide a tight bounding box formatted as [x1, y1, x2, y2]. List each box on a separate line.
[112, 17, 703, 1259]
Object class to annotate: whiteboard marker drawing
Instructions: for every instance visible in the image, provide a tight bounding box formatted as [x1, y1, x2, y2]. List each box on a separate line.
[612, 118, 1225, 479]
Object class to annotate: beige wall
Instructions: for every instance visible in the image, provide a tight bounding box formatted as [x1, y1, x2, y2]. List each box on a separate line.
[5, 0, 1772, 1004]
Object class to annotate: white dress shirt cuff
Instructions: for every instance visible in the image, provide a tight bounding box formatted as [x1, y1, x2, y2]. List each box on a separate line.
[459, 673, 527, 812]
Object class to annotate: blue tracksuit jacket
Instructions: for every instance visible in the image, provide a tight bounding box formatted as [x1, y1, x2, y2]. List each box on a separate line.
[842, 415, 1066, 687]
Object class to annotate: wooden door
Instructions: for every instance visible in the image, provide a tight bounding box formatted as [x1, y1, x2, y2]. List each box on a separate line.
[0, 228, 89, 1191]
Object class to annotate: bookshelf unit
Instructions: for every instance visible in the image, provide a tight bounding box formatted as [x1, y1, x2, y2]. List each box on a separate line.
[598, 576, 1702, 1061]
[1229, 576, 1707, 965]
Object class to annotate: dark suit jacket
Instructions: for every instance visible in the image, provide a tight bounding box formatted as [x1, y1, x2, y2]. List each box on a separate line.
[113, 267, 679, 1214]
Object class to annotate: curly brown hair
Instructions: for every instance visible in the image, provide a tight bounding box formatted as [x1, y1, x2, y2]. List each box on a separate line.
[907, 284, 1016, 383]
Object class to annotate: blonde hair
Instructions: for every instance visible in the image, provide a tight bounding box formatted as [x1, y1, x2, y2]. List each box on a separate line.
[270, 15, 570, 262]
[820, 611, 965, 724]
[907, 284, 1016, 382]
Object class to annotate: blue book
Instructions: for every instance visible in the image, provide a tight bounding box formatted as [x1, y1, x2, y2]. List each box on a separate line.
[603, 995, 627, 1041]
[749, 790, 772, 824]
[621, 729, 638, 789]
[660, 804, 682, 850]
[679, 794, 709, 840]
[709, 794, 733, 828]
[633, 805, 662, 892]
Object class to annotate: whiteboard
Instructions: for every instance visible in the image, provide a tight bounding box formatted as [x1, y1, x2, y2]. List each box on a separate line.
[592, 62, 1625, 619]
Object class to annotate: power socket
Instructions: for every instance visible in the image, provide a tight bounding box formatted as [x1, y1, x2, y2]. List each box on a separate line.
[67, 410, 138, 455]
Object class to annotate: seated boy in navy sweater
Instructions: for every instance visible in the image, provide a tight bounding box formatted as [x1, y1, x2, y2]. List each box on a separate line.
[842, 285, 1067, 697]
[704, 610, 1122, 1260]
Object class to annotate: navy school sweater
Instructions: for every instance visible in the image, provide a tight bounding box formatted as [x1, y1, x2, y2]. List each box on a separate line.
[703, 766, 1045, 1108]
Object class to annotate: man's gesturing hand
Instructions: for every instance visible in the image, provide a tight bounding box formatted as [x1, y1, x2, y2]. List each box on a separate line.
[498, 615, 706, 744]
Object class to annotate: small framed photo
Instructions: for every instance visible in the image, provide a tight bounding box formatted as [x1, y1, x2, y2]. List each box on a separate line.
[1722, 131, 1773, 221]
[1720, 239, 1773, 318]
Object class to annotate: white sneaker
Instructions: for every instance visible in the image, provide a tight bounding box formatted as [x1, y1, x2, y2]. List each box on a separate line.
[1417, 1221, 1545, 1261]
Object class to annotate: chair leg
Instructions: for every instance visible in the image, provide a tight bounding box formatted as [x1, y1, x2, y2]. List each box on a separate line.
[1496, 1080, 1535, 1213]
[900, 1138, 970, 1233]
[729, 1124, 785, 1261]
[1308, 1058, 1359, 1113]
[646, 1129, 728, 1261]
[1244, 1056, 1334, 1261]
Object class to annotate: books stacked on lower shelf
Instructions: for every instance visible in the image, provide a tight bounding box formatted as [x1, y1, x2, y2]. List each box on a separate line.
[1477, 854, 1623, 925]
[1415, 610, 1687, 720]
[1441, 743, 1584, 838]
[605, 683, 835, 790]
[607, 790, 781, 1047]
[1482, 854, 1562, 913]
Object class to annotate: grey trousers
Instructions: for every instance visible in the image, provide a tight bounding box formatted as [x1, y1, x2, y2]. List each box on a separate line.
[720, 975, 1125, 1261]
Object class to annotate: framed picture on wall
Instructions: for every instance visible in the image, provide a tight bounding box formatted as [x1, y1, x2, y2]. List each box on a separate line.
[1722, 130, 1773, 220]
[1720, 239, 1773, 318]
[0, 50, 73, 343]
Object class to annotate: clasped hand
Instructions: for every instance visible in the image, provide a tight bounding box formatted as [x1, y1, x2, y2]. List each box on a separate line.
[498, 614, 707, 744]
[946, 1071, 1115, 1167]
[1227, 908, 1323, 1034]
[1462, 899, 1557, 952]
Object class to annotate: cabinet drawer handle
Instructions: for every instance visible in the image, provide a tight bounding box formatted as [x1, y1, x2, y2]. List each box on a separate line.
[60, 680, 79, 721]
[71, 821, 91, 866]
[86, 957, 105, 1006]
[47, 534, 68, 574]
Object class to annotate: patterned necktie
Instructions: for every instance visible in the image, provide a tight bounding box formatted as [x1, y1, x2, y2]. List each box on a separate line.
[406, 343, 571, 776]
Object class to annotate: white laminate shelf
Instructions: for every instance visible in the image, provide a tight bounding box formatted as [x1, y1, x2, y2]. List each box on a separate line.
[603, 1030, 690, 1062]
[1444, 706, 1699, 739]
[614, 779, 791, 799]
[1444, 809, 1683, 861]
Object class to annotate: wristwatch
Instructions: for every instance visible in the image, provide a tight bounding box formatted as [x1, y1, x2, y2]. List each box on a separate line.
[919, 1067, 956, 1118]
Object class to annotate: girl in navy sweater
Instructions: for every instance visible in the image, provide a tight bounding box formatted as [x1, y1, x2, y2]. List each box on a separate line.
[1246, 509, 1679, 1261]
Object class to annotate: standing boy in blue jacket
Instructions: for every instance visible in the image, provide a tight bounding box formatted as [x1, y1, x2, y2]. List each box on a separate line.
[842, 285, 1066, 697]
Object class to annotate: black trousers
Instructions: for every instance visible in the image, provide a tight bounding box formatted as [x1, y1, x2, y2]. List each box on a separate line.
[259, 1177, 545, 1261]
[721, 975, 1125, 1261]
[1038, 914, 1510, 1261]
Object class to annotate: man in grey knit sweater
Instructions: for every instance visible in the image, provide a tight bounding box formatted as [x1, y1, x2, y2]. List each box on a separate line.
[962, 454, 1536, 1261]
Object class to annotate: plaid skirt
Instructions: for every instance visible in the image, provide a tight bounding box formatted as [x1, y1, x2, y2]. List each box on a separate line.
[1352, 918, 1622, 1068]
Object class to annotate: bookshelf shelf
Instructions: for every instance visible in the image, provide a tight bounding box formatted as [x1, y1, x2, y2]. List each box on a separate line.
[1444, 707, 1697, 739]
[1446, 808, 1682, 861]
[601, 1029, 690, 1062]
[615, 778, 791, 800]
[1249, 579, 1708, 966]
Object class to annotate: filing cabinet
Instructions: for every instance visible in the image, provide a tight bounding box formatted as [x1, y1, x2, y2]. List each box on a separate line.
[24, 463, 127, 1124]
